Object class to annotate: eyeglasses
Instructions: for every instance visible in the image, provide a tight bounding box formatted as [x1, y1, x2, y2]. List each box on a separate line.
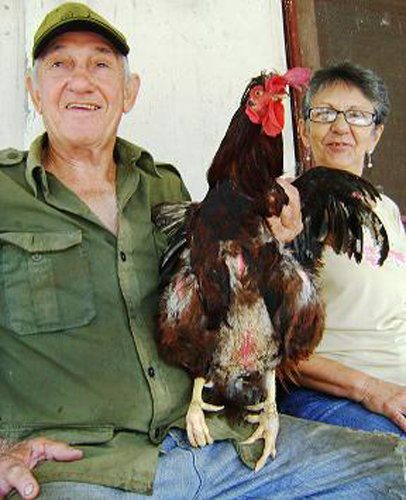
[307, 107, 377, 127]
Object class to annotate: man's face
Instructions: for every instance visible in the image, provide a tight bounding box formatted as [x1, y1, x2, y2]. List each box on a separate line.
[28, 31, 139, 150]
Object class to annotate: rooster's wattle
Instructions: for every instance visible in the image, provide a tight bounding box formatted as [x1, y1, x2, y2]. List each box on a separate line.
[152, 69, 389, 470]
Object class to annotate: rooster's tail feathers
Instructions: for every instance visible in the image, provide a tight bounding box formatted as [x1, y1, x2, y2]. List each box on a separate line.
[292, 167, 389, 267]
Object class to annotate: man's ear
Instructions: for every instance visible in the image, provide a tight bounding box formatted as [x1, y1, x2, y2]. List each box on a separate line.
[298, 118, 310, 148]
[123, 73, 140, 114]
[26, 71, 42, 114]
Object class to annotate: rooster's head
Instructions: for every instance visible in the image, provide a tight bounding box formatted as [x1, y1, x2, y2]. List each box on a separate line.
[207, 68, 311, 209]
[243, 68, 311, 137]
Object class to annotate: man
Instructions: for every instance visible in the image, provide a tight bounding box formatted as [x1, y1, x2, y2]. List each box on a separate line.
[0, 3, 404, 499]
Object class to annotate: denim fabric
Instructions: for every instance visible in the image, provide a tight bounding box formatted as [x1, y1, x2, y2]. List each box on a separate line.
[279, 387, 406, 438]
[19, 417, 405, 499]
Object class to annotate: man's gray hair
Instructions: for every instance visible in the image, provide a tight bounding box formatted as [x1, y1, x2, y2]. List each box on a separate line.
[302, 62, 390, 125]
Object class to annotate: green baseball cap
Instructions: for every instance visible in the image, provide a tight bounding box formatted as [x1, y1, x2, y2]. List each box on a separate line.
[32, 2, 130, 61]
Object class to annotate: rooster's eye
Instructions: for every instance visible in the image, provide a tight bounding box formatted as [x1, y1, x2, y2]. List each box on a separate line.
[254, 89, 263, 97]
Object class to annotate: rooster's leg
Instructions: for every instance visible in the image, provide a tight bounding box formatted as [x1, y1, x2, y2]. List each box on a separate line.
[186, 377, 224, 447]
[241, 369, 279, 471]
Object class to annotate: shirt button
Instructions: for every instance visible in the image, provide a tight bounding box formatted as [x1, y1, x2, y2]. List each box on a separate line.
[148, 366, 156, 378]
[120, 251, 127, 262]
[31, 253, 42, 262]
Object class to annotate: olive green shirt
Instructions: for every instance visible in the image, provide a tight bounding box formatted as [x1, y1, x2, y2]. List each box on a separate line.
[0, 134, 258, 494]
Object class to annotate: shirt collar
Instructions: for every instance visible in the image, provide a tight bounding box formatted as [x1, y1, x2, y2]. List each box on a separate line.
[25, 133, 50, 197]
[114, 137, 162, 178]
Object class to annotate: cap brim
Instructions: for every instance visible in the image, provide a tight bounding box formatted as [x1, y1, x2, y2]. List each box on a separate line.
[33, 19, 129, 60]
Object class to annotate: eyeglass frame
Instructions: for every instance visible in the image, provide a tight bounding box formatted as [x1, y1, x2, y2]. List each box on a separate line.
[306, 106, 378, 127]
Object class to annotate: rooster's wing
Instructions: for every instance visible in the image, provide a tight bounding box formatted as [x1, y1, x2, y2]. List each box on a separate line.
[152, 201, 200, 285]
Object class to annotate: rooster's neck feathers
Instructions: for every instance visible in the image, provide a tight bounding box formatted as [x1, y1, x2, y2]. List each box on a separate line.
[207, 106, 284, 204]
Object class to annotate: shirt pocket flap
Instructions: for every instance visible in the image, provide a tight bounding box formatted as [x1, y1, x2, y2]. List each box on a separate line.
[38, 425, 115, 446]
[0, 229, 95, 335]
[0, 424, 115, 445]
[0, 230, 82, 253]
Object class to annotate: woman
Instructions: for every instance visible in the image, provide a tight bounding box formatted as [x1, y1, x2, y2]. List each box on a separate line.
[279, 62, 406, 437]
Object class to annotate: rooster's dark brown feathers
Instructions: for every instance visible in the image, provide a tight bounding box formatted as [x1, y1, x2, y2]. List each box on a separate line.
[152, 71, 389, 415]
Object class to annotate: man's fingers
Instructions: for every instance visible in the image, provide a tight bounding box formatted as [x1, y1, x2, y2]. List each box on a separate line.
[0, 459, 39, 499]
[0, 438, 83, 499]
[37, 439, 83, 463]
[11, 471, 39, 500]
[12, 438, 83, 469]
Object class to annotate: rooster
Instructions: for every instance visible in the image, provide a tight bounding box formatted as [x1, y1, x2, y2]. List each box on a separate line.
[152, 69, 389, 471]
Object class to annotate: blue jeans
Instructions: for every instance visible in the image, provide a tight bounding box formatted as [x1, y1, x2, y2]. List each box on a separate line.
[20, 416, 405, 499]
[279, 387, 406, 437]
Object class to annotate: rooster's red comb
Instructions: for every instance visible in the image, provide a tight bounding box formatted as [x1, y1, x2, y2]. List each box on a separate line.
[245, 67, 311, 137]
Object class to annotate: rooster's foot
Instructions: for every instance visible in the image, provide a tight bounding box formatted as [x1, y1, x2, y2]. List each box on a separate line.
[241, 370, 279, 471]
[186, 377, 224, 447]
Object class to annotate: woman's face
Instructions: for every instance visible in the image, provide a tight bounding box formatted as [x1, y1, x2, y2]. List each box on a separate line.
[300, 83, 383, 175]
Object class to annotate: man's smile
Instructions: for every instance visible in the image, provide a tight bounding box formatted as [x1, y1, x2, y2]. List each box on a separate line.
[65, 102, 101, 111]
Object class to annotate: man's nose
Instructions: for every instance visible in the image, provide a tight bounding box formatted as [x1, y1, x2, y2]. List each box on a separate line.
[67, 67, 95, 92]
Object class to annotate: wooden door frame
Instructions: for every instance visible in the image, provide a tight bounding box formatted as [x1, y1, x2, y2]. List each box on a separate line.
[282, 0, 318, 172]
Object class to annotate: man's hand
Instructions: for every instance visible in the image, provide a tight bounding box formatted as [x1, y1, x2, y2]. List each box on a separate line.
[0, 437, 83, 499]
[268, 178, 303, 244]
[360, 377, 406, 433]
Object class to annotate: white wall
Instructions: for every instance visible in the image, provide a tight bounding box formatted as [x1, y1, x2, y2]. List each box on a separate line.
[0, 0, 26, 149]
[1, 0, 295, 200]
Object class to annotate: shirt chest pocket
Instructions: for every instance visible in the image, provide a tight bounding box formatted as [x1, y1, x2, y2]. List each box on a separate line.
[0, 231, 96, 335]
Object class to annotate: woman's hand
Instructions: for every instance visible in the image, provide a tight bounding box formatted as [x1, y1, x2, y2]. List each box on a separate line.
[0, 437, 83, 499]
[298, 355, 406, 433]
[359, 377, 406, 432]
[268, 178, 303, 244]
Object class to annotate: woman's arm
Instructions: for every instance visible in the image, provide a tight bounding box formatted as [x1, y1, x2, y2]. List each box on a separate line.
[297, 354, 368, 400]
[297, 354, 406, 432]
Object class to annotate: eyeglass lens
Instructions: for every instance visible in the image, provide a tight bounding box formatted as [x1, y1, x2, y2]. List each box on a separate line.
[309, 107, 375, 126]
